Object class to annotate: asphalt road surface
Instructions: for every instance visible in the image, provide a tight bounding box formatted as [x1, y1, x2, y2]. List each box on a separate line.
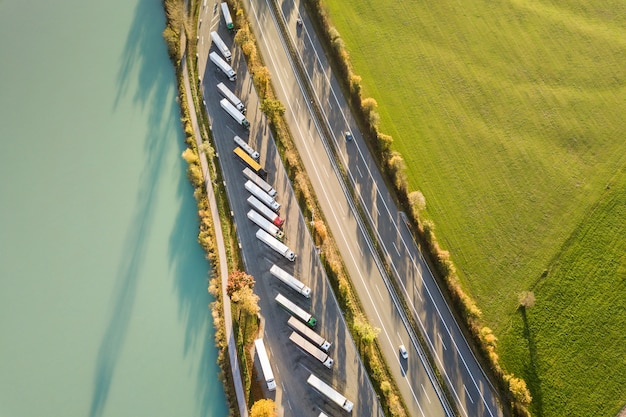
[196, 4, 385, 416]
[235, 0, 507, 416]
[235, 0, 451, 416]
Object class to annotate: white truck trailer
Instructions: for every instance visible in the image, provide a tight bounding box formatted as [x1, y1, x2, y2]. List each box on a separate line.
[307, 373, 353, 412]
[289, 332, 334, 368]
[220, 98, 250, 129]
[210, 31, 231, 61]
[220, 2, 234, 31]
[247, 196, 284, 227]
[209, 51, 236, 81]
[245, 180, 280, 211]
[218, 83, 245, 113]
[270, 264, 311, 298]
[247, 210, 284, 241]
[256, 229, 295, 262]
[254, 338, 276, 391]
[243, 167, 276, 197]
[275, 293, 316, 327]
[234, 136, 259, 160]
[288, 316, 331, 351]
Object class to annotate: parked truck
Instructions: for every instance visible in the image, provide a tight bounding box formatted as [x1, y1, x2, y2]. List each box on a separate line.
[257, 229, 295, 261]
[306, 373, 353, 412]
[220, 99, 249, 129]
[234, 136, 258, 160]
[220, 2, 234, 32]
[210, 31, 231, 61]
[289, 332, 334, 368]
[218, 83, 245, 113]
[243, 167, 276, 197]
[275, 293, 316, 327]
[247, 210, 284, 241]
[247, 196, 284, 227]
[270, 264, 311, 298]
[287, 316, 331, 351]
[209, 51, 236, 81]
[254, 338, 276, 391]
[245, 180, 280, 211]
[234, 147, 266, 179]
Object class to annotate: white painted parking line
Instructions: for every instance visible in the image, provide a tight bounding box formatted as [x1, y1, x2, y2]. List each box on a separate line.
[413, 283, 423, 302]
[375, 284, 384, 301]
[392, 241, 400, 256]
[421, 384, 432, 404]
[438, 333, 447, 351]
[464, 384, 474, 404]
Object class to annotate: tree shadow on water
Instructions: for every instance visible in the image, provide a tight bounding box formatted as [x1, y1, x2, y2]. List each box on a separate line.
[88, 0, 176, 416]
[114, 0, 173, 111]
[169, 147, 228, 416]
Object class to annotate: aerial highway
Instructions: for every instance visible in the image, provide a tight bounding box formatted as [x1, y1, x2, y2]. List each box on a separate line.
[195, 3, 385, 416]
[235, 1, 451, 416]
[236, 0, 506, 416]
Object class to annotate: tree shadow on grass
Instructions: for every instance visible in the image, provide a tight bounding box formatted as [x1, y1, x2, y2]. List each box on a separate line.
[521, 307, 544, 417]
[88, 1, 176, 416]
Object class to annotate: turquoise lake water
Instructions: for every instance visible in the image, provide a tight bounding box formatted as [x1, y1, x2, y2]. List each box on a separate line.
[0, 0, 228, 416]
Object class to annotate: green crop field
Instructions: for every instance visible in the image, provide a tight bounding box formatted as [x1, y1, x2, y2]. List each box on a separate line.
[321, 0, 626, 415]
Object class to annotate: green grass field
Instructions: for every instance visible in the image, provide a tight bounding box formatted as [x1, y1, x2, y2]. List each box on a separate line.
[321, 0, 626, 415]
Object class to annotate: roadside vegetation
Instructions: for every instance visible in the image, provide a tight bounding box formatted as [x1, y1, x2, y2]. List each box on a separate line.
[229, 0, 410, 415]
[163, 0, 412, 415]
[307, 0, 626, 416]
[164, 0, 254, 415]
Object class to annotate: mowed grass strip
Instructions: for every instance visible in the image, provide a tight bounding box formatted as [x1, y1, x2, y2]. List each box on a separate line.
[322, 0, 626, 415]
[499, 164, 626, 417]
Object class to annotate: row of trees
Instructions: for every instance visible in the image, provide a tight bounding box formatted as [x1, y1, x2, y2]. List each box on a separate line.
[226, 0, 410, 415]
[163, 0, 264, 413]
[303, 0, 534, 415]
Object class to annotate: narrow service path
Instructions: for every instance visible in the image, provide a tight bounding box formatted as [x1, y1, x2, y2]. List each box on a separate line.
[182, 49, 249, 417]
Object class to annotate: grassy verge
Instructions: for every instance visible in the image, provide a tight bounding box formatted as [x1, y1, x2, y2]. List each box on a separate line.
[309, 0, 626, 416]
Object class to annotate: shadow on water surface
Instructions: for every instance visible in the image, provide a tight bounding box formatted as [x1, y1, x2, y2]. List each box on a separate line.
[169, 141, 228, 415]
[88, 0, 176, 416]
